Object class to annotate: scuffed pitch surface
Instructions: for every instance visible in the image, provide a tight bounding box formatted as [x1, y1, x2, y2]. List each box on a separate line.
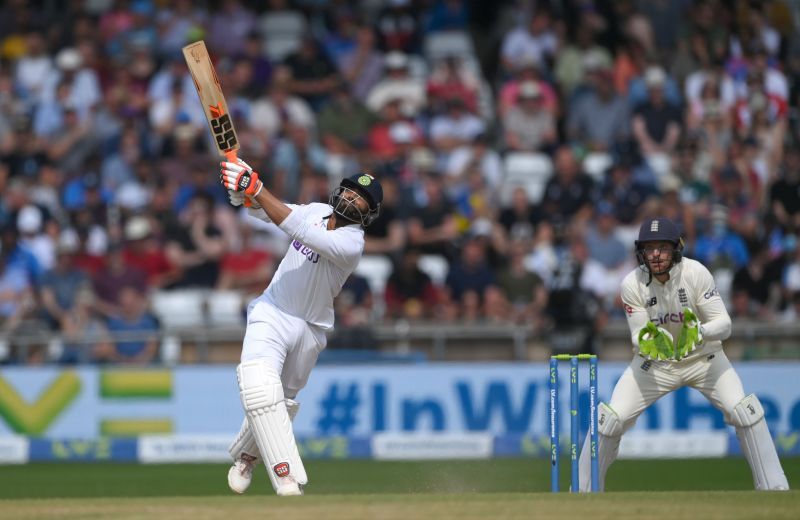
[3, 493, 800, 520]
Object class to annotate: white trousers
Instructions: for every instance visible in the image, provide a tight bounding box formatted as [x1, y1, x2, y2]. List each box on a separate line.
[608, 348, 744, 430]
[241, 295, 327, 399]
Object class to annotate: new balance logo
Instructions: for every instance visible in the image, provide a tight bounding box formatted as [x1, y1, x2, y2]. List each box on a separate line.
[640, 360, 652, 372]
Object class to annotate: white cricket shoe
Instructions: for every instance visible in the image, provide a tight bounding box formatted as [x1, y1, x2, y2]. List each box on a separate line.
[227, 454, 257, 494]
[276, 476, 303, 497]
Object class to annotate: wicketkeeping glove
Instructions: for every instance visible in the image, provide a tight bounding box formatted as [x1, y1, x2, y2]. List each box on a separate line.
[638, 321, 675, 361]
[220, 159, 263, 197]
[675, 307, 703, 360]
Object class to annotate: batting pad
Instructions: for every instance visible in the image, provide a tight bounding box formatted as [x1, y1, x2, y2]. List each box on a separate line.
[578, 406, 622, 492]
[732, 394, 789, 490]
[228, 399, 300, 464]
[237, 361, 308, 492]
[228, 418, 260, 462]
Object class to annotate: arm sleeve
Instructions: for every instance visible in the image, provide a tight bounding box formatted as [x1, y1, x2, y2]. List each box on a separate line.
[278, 207, 363, 269]
[693, 263, 732, 342]
[621, 276, 650, 348]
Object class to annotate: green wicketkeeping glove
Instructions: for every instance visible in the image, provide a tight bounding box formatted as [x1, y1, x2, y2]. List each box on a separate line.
[638, 321, 675, 361]
[675, 307, 703, 360]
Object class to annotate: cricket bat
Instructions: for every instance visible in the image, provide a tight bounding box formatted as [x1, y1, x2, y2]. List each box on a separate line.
[182, 40, 239, 163]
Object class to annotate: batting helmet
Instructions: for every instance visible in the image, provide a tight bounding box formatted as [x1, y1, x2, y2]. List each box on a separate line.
[634, 217, 684, 277]
[329, 173, 383, 227]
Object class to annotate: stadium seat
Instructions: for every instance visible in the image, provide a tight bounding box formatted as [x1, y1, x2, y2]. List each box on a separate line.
[499, 152, 553, 206]
[424, 30, 476, 63]
[583, 152, 612, 184]
[150, 289, 207, 329]
[354, 255, 393, 295]
[206, 290, 245, 327]
[418, 254, 449, 287]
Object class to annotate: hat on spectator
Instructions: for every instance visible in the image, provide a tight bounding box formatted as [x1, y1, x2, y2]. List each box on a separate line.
[470, 218, 493, 238]
[389, 121, 415, 143]
[17, 205, 42, 234]
[384, 51, 409, 70]
[56, 231, 79, 255]
[55, 48, 82, 71]
[583, 50, 611, 72]
[659, 174, 682, 193]
[644, 66, 667, 88]
[125, 216, 152, 241]
[518, 81, 542, 99]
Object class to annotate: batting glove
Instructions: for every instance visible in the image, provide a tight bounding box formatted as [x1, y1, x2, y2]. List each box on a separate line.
[220, 159, 263, 197]
[227, 190, 261, 209]
[675, 307, 703, 360]
[638, 321, 675, 361]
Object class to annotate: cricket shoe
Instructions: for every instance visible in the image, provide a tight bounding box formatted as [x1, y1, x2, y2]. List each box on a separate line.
[227, 453, 258, 494]
[276, 476, 304, 497]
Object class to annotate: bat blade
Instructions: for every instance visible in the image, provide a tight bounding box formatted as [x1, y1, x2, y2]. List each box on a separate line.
[182, 40, 239, 162]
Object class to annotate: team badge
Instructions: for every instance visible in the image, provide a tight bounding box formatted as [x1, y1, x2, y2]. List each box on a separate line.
[274, 462, 290, 477]
[358, 175, 372, 186]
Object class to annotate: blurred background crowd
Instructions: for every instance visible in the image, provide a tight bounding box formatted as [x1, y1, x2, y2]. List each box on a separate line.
[1, 0, 800, 364]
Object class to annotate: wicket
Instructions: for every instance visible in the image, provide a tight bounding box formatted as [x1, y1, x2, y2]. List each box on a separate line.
[549, 353, 599, 492]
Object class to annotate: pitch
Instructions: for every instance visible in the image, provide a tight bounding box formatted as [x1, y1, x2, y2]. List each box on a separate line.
[1, 459, 798, 519]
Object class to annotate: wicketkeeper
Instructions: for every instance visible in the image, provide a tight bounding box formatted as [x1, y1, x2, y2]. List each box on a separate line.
[578, 217, 789, 491]
[219, 158, 382, 496]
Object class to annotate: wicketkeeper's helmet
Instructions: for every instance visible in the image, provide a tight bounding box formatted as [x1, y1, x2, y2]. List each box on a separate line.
[635, 217, 684, 277]
[329, 172, 383, 227]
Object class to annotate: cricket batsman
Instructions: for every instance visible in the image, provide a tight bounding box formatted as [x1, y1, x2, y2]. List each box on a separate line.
[218, 158, 382, 496]
[578, 217, 789, 491]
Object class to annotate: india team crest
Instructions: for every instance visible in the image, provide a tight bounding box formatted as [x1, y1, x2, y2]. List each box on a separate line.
[358, 174, 373, 186]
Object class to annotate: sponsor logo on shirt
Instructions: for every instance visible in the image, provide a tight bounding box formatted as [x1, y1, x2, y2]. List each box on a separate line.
[292, 240, 320, 264]
[703, 286, 719, 299]
[650, 310, 688, 326]
[645, 297, 657, 308]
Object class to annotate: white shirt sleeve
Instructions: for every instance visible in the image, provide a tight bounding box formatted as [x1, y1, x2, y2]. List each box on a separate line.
[692, 262, 732, 342]
[621, 273, 649, 348]
[278, 206, 363, 269]
[246, 203, 301, 224]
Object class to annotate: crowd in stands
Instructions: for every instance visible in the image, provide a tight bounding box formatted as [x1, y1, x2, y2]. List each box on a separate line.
[1, 0, 800, 364]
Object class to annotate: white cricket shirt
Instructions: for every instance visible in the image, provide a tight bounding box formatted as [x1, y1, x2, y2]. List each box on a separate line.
[620, 257, 732, 361]
[248, 203, 364, 330]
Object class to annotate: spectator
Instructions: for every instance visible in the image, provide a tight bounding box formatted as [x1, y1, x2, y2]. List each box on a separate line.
[374, 0, 421, 54]
[444, 235, 496, 313]
[567, 60, 631, 151]
[14, 30, 54, 108]
[445, 133, 502, 194]
[540, 146, 597, 229]
[0, 247, 35, 354]
[502, 80, 557, 152]
[57, 287, 113, 364]
[366, 51, 427, 118]
[731, 241, 784, 321]
[98, 285, 159, 365]
[16, 204, 55, 273]
[497, 239, 547, 325]
[500, 7, 558, 75]
[499, 186, 541, 242]
[367, 110, 423, 164]
[40, 47, 101, 120]
[337, 24, 384, 100]
[599, 154, 656, 226]
[40, 235, 91, 330]
[271, 122, 328, 202]
[317, 83, 374, 157]
[632, 66, 683, 178]
[384, 247, 439, 320]
[585, 202, 629, 272]
[424, 0, 469, 33]
[248, 68, 315, 145]
[554, 20, 612, 100]
[770, 147, 800, 234]
[693, 205, 751, 271]
[428, 96, 486, 160]
[283, 36, 341, 111]
[93, 241, 148, 317]
[426, 55, 481, 115]
[364, 176, 406, 257]
[164, 192, 226, 289]
[0, 223, 42, 287]
[407, 173, 458, 259]
[206, 0, 255, 57]
[216, 221, 274, 298]
[497, 58, 558, 118]
[123, 215, 180, 290]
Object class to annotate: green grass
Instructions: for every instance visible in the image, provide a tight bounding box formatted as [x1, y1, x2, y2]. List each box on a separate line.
[0, 459, 798, 519]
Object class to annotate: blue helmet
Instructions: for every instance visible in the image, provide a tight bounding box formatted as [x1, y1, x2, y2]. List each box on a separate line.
[635, 217, 684, 276]
[329, 173, 383, 227]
